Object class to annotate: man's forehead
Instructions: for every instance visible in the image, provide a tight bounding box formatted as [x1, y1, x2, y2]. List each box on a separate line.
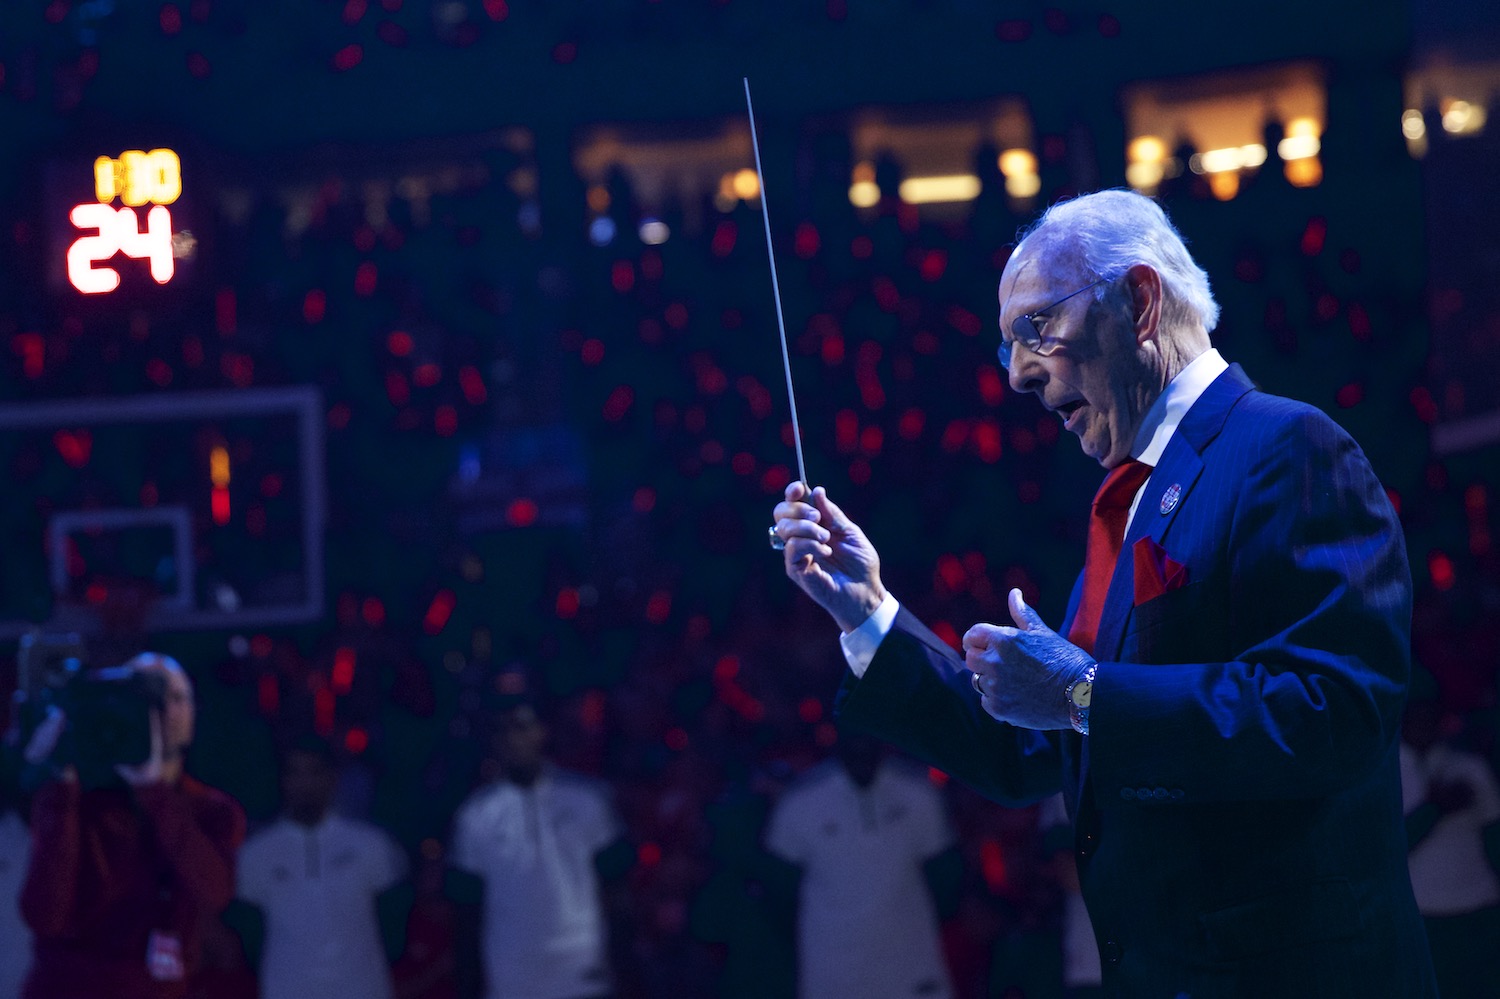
[1002, 240, 1094, 304]
[999, 247, 1062, 311]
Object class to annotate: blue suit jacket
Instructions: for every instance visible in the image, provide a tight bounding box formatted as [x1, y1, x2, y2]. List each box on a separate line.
[837, 366, 1438, 998]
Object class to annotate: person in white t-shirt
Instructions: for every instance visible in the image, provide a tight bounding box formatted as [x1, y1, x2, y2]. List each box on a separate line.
[765, 732, 958, 999]
[450, 698, 629, 999]
[0, 776, 32, 999]
[1400, 693, 1500, 999]
[236, 738, 409, 999]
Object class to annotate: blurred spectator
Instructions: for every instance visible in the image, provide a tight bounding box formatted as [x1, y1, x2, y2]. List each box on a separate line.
[765, 732, 960, 999]
[449, 696, 633, 999]
[19, 653, 245, 999]
[390, 850, 462, 999]
[1039, 794, 1101, 999]
[234, 736, 410, 999]
[1400, 685, 1500, 999]
[688, 762, 798, 999]
[0, 762, 31, 999]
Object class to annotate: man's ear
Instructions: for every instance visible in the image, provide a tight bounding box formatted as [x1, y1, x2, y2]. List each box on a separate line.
[1124, 263, 1164, 344]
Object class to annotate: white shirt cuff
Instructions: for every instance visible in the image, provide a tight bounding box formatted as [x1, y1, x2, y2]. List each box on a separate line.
[839, 592, 900, 678]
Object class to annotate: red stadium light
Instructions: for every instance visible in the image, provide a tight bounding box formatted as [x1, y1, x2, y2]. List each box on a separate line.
[344, 728, 369, 754]
[1428, 551, 1456, 591]
[423, 589, 457, 634]
[980, 839, 1008, 890]
[332, 646, 357, 694]
[210, 486, 230, 524]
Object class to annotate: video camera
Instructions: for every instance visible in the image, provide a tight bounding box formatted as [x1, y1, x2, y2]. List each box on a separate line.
[13, 632, 165, 788]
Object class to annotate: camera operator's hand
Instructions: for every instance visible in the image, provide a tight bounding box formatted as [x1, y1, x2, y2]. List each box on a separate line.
[23, 707, 78, 783]
[116, 711, 166, 787]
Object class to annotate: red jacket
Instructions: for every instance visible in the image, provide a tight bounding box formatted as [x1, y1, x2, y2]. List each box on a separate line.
[21, 777, 245, 999]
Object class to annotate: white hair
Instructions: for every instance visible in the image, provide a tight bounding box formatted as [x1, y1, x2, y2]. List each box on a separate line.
[123, 651, 185, 674]
[1018, 189, 1220, 334]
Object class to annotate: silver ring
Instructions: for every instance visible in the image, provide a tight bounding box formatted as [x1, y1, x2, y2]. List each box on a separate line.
[971, 671, 983, 694]
[768, 525, 786, 551]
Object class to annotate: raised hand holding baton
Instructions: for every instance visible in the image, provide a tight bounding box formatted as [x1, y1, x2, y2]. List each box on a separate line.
[744, 78, 808, 552]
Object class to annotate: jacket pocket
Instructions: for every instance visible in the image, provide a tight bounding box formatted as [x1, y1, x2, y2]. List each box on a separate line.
[1120, 580, 1206, 663]
[1126, 579, 1204, 632]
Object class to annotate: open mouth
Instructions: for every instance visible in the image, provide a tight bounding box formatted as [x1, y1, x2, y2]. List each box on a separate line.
[1057, 400, 1085, 427]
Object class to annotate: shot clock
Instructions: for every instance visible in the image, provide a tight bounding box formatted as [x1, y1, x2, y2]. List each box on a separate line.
[47, 146, 201, 298]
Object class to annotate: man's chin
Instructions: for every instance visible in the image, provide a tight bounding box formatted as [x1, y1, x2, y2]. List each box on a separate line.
[1073, 432, 1111, 467]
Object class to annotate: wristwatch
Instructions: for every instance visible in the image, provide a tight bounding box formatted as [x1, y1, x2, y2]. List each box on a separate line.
[1065, 663, 1097, 736]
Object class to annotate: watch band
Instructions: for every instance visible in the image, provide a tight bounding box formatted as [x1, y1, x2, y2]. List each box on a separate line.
[1065, 663, 1097, 736]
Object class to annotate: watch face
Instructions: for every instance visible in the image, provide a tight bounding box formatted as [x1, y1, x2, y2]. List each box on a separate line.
[1070, 681, 1093, 709]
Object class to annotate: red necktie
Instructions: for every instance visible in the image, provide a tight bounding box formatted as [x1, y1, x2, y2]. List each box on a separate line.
[1067, 459, 1153, 656]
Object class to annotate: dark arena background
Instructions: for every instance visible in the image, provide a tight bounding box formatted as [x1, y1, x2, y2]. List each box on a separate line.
[1, 1, 1497, 997]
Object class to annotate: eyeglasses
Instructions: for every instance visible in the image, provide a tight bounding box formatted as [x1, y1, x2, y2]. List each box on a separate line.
[997, 277, 1109, 370]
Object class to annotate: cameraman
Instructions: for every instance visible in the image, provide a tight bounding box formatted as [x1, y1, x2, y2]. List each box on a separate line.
[18, 652, 245, 999]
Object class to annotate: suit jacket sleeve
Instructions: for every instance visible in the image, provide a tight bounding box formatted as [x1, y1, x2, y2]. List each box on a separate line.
[835, 606, 1066, 807]
[1089, 406, 1411, 804]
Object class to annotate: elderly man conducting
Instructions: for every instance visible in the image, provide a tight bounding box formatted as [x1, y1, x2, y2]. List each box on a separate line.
[772, 190, 1437, 997]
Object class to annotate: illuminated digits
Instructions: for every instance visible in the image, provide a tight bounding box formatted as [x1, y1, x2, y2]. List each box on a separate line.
[66, 204, 176, 294]
[136, 205, 176, 283]
[95, 149, 181, 207]
[72, 148, 182, 293]
[120, 151, 151, 207]
[146, 149, 182, 205]
[68, 203, 123, 294]
[93, 156, 120, 203]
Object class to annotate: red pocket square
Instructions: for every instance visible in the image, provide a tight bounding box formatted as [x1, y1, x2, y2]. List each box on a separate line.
[1132, 537, 1188, 606]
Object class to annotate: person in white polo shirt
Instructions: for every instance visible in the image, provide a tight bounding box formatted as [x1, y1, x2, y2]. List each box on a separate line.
[450, 696, 631, 999]
[1399, 684, 1500, 999]
[765, 732, 958, 999]
[236, 737, 409, 999]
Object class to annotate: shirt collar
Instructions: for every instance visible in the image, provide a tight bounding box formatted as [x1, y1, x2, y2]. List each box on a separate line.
[288, 812, 336, 834]
[1131, 348, 1227, 467]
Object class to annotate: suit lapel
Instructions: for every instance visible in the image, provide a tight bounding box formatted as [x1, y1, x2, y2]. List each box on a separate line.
[1091, 365, 1256, 662]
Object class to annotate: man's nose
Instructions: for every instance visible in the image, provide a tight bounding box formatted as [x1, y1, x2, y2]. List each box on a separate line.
[1006, 346, 1046, 395]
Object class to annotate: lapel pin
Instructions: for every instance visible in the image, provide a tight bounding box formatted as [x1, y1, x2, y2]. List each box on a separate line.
[1159, 483, 1183, 515]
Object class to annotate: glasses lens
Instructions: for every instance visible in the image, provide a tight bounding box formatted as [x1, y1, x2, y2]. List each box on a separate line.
[1012, 314, 1041, 346]
[1000, 315, 1043, 370]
